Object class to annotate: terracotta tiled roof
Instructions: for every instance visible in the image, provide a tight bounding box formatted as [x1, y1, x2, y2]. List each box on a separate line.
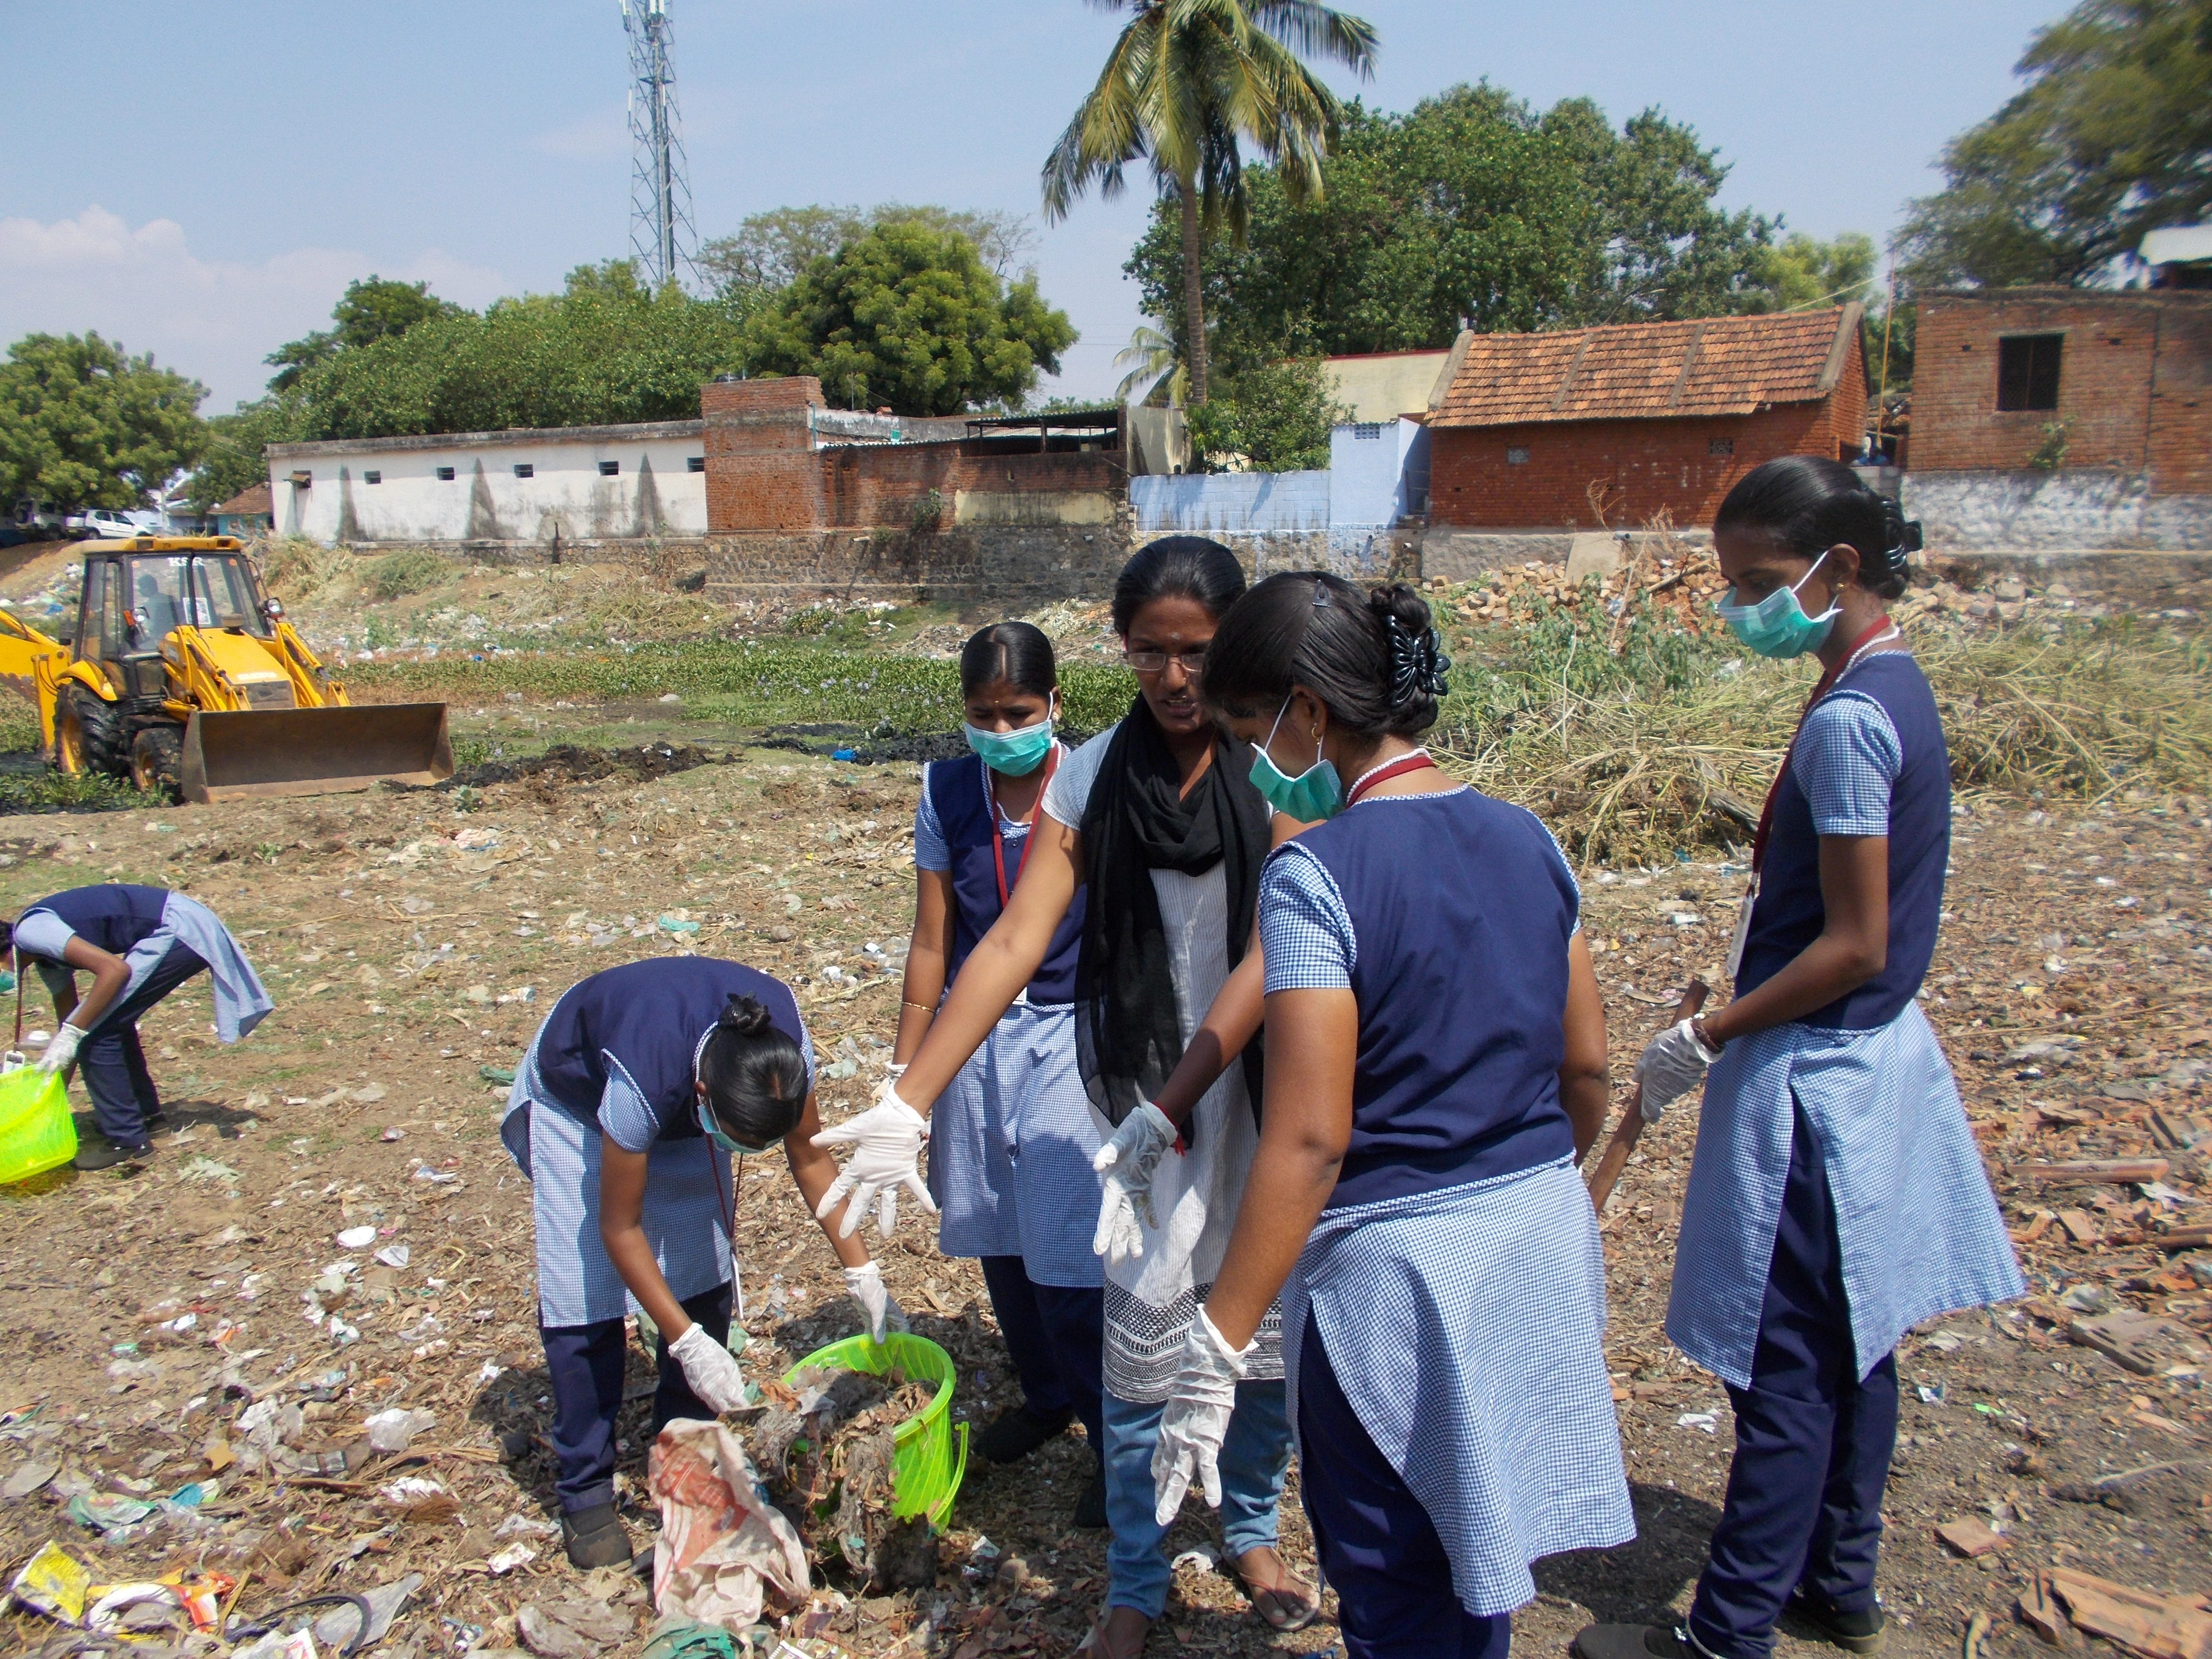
[1430, 306, 1862, 428]
[216, 482, 271, 515]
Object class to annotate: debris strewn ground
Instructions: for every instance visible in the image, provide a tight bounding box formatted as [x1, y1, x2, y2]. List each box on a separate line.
[0, 547, 2200, 1658]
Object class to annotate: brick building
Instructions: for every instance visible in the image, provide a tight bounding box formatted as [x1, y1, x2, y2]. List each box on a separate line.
[1903, 288, 2210, 551]
[1425, 306, 1867, 530]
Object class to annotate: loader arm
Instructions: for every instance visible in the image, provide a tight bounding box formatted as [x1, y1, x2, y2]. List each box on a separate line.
[0, 612, 71, 751]
[270, 619, 348, 708]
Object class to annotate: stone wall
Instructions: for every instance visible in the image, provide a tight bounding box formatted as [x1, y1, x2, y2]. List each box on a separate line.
[1904, 469, 2212, 553]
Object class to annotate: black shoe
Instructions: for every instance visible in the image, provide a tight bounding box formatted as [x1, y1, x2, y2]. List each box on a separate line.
[1073, 1467, 1107, 1530]
[974, 1405, 1072, 1465]
[71, 1137, 151, 1172]
[1786, 1592, 1886, 1655]
[1572, 1626, 1701, 1659]
[562, 1502, 633, 1570]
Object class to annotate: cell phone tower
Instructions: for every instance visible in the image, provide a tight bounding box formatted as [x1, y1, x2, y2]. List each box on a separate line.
[623, 0, 696, 289]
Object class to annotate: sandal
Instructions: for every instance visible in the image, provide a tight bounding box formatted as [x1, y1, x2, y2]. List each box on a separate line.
[1075, 1607, 1152, 1657]
[1232, 1547, 1320, 1633]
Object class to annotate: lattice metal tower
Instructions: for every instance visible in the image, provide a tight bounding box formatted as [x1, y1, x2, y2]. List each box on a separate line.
[623, 0, 695, 289]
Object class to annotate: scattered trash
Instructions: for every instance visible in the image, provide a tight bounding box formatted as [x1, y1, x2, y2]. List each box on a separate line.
[364, 1407, 437, 1453]
[337, 1225, 378, 1249]
[11, 1539, 90, 1623]
[649, 1417, 809, 1632]
[518, 1599, 640, 1657]
[379, 1475, 446, 1505]
[1170, 1545, 1220, 1574]
[1935, 1516, 2008, 1557]
[487, 1541, 537, 1574]
[374, 1242, 412, 1268]
[1677, 1412, 1718, 1433]
[3, 1455, 60, 1499]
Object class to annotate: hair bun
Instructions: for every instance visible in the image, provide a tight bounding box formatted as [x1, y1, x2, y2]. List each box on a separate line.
[1369, 584, 1452, 707]
[719, 995, 774, 1039]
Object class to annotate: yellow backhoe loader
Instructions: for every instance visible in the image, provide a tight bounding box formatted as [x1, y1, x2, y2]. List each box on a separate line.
[0, 536, 452, 803]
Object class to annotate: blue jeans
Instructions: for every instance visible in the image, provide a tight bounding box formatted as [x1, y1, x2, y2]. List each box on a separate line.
[1103, 1381, 1292, 1618]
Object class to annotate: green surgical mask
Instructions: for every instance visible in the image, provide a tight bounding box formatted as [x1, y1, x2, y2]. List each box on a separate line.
[1714, 549, 1839, 659]
[1247, 695, 1343, 821]
[963, 701, 1057, 775]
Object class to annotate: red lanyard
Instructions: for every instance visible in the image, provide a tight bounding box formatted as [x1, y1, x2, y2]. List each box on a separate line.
[1750, 618, 1897, 872]
[1346, 751, 1437, 806]
[990, 745, 1060, 908]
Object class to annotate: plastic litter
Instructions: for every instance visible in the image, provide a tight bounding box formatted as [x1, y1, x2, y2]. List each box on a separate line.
[312, 1573, 421, 1648]
[3, 1455, 60, 1499]
[373, 1243, 411, 1269]
[649, 1417, 809, 1633]
[363, 1407, 436, 1453]
[10, 1539, 91, 1623]
[336, 1226, 377, 1249]
[488, 1541, 537, 1574]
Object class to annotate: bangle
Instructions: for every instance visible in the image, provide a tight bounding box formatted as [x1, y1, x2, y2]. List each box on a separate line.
[1690, 1016, 1724, 1056]
[900, 998, 936, 1012]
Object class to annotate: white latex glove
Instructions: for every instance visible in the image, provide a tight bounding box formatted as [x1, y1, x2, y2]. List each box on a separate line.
[1152, 1306, 1250, 1525]
[811, 1082, 936, 1239]
[38, 1022, 83, 1076]
[842, 1262, 911, 1344]
[1634, 1019, 1722, 1122]
[1092, 1102, 1178, 1267]
[667, 1322, 752, 1413]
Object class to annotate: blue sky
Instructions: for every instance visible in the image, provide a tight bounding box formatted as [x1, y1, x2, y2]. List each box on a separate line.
[1, 0, 2065, 414]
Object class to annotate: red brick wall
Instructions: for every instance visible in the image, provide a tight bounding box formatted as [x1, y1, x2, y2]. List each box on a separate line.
[701, 373, 1123, 532]
[1910, 289, 2212, 494]
[1430, 386, 1863, 529]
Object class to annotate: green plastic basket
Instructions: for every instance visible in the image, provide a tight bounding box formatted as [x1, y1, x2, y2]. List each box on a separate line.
[784, 1331, 968, 1528]
[0, 1065, 74, 1184]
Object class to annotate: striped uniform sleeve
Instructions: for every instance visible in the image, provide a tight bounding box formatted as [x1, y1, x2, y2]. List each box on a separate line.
[1260, 843, 1357, 992]
[1794, 691, 1903, 836]
[912, 765, 951, 872]
[597, 1055, 663, 1153]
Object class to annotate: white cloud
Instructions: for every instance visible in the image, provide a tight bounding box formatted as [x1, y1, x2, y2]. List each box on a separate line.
[0, 206, 509, 412]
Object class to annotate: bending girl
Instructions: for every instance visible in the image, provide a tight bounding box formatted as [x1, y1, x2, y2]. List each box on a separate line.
[4, 883, 270, 1170]
[1574, 457, 2022, 1659]
[897, 622, 1106, 1524]
[501, 957, 903, 1571]
[1156, 573, 1632, 1659]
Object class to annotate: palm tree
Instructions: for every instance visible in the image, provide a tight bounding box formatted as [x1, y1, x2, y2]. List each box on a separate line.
[1042, 0, 1376, 405]
[1113, 322, 1189, 406]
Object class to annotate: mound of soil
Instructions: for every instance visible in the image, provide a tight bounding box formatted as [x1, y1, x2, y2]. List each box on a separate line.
[444, 741, 728, 790]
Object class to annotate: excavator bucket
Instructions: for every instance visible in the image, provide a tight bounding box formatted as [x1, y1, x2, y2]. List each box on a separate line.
[179, 704, 455, 803]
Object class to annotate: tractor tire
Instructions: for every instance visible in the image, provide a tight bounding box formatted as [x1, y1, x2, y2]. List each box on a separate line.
[128, 725, 184, 800]
[57, 688, 124, 779]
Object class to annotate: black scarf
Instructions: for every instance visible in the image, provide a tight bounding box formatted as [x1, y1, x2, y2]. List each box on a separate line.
[1075, 695, 1271, 1132]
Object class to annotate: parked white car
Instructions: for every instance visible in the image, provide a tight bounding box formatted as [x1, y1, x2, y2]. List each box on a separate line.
[66, 509, 148, 540]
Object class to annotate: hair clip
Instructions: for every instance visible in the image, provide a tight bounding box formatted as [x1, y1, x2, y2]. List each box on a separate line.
[1311, 581, 1331, 608]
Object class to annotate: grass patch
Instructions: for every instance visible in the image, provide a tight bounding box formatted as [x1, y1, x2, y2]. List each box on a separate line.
[351, 641, 1141, 733]
[1436, 599, 2212, 866]
[364, 548, 454, 601]
[0, 701, 43, 754]
[0, 767, 156, 816]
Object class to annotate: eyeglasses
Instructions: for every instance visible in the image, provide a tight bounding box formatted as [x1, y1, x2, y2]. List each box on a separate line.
[1123, 648, 1208, 675]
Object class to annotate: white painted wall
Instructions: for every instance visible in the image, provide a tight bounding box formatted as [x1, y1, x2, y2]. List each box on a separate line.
[1904, 469, 2212, 552]
[267, 424, 709, 545]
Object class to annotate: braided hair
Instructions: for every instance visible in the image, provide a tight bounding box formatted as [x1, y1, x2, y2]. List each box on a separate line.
[1200, 572, 1452, 740]
[696, 994, 809, 1149]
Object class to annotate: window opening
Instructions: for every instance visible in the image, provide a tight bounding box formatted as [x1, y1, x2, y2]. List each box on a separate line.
[599, 460, 621, 477]
[436, 466, 456, 481]
[1707, 437, 1734, 457]
[514, 463, 535, 479]
[686, 456, 706, 473]
[1996, 334, 2063, 411]
[1505, 446, 1530, 466]
[363, 470, 381, 484]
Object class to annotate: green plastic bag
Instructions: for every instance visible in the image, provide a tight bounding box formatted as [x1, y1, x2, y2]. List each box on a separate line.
[0, 1064, 75, 1183]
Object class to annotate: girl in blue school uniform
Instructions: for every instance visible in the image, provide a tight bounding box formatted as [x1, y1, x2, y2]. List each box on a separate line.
[1574, 457, 2023, 1659]
[4, 883, 271, 1169]
[894, 622, 1108, 1526]
[1156, 572, 1634, 1659]
[499, 958, 906, 1571]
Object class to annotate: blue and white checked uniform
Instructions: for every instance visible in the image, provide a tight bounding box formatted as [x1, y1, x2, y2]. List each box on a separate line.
[1262, 824, 1634, 1619]
[914, 762, 1103, 1286]
[502, 984, 815, 1328]
[1669, 691, 2023, 1391]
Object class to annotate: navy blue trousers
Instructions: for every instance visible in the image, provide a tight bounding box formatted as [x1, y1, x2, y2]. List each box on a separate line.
[68, 941, 207, 1149]
[979, 1254, 1105, 1463]
[540, 1281, 733, 1515]
[1689, 1099, 1899, 1659]
[1298, 1310, 1511, 1659]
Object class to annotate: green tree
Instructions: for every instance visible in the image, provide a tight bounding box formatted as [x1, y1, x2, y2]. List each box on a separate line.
[189, 392, 312, 510]
[1895, 0, 2212, 288]
[0, 332, 206, 510]
[1124, 84, 1775, 380]
[1744, 231, 1878, 313]
[1185, 355, 1346, 469]
[265, 276, 462, 392]
[1042, 0, 1379, 405]
[698, 203, 1039, 300]
[742, 220, 1076, 414]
